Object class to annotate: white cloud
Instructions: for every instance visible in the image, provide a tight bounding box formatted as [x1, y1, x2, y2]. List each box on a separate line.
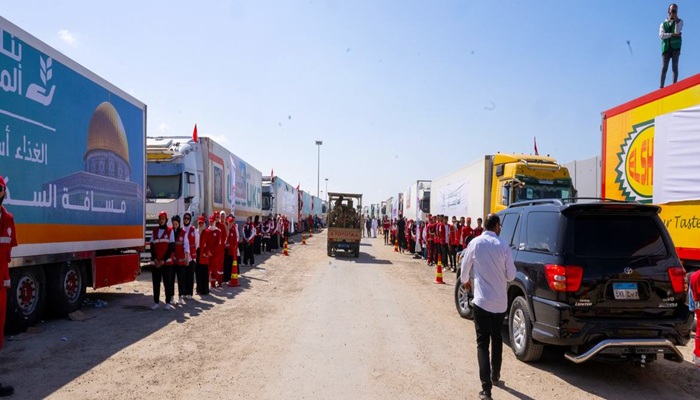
[157, 123, 170, 134]
[58, 29, 77, 46]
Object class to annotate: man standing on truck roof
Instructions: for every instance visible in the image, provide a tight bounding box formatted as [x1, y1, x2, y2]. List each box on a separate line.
[660, 3, 683, 88]
[0, 176, 16, 397]
[460, 214, 516, 400]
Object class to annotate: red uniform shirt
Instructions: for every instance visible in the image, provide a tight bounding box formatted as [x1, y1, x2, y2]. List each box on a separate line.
[151, 226, 173, 265]
[199, 227, 220, 265]
[172, 228, 188, 265]
[227, 224, 239, 256]
[436, 222, 446, 245]
[0, 206, 18, 282]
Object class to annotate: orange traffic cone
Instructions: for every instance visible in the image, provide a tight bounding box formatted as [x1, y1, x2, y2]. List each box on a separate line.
[435, 254, 445, 284]
[228, 258, 239, 287]
[283, 239, 289, 256]
[302, 234, 307, 245]
[394, 239, 399, 252]
[309, 227, 313, 238]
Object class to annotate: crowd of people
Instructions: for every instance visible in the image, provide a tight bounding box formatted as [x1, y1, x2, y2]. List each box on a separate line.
[374, 213, 484, 270]
[148, 211, 297, 309]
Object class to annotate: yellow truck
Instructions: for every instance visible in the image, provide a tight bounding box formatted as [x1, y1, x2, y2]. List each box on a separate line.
[327, 192, 363, 257]
[602, 74, 700, 269]
[430, 154, 574, 219]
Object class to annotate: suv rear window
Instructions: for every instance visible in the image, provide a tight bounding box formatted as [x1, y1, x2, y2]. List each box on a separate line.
[572, 215, 668, 257]
[525, 211, 559, 253]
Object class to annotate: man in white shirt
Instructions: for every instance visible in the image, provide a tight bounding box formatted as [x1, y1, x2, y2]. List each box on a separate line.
[460, 214, 516, 400]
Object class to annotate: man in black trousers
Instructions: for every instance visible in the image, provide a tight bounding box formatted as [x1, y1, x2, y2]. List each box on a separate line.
[460, 214, 516, 400]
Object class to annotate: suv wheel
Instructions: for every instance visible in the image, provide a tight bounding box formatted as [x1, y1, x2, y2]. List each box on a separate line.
[454, 278, 474, 320]
[509, 296, 544, 362]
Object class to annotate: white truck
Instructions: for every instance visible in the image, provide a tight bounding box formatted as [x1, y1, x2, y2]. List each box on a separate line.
[1, 16, 146, 332]
[563, 156, 601, 198]
[145, 136, 262, 258]
[401, 180, 431, 222]
[262, 175, 298, 222]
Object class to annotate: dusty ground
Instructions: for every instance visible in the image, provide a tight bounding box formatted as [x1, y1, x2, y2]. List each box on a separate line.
[1, 231, 699, 400]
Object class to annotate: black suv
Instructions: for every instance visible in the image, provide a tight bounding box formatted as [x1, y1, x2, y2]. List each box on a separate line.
[455, 199, 693, 365]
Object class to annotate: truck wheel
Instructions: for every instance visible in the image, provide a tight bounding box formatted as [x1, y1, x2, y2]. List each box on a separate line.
[454, 276, 474, 320]
[509, 296, 544, 362]
[47, 262, 87, 315]
[327, 244, 332, 257]
[5, 266, 47, 334]
[354, 247, 359, 258]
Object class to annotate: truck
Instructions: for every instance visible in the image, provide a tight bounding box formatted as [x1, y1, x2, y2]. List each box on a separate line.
[1, 16, 146, 332]
[401, 180, 431, 223]
[563, 156, 602, 198]
[326, 192, 363, 257]
[145, 136, 262, 258]
[602, 73, 700, 270]
[262, 175, 298, 223]
[430, 154, 574, 220]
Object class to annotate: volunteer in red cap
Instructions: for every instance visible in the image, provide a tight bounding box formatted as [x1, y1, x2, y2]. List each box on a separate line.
[0, 176, 16, 396]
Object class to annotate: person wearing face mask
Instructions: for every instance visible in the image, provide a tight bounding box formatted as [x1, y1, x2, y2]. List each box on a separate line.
[460, 214, 516, 400]
[659, 3, 683, 88]
[0, 176, 16, 397]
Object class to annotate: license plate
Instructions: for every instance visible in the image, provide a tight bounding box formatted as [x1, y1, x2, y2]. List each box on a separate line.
[613, 282, 639, 300]
[337, 243, 349, 249]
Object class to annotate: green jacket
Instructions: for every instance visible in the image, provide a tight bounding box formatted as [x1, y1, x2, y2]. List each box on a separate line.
[662, 19, 682, 53]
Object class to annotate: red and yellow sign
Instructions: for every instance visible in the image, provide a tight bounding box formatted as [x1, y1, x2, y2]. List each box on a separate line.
[602, 74, 700, 261]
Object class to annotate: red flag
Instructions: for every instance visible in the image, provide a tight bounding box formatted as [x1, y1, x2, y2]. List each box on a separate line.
[534, 136, 538, 155]
[192, 124, 198, 143]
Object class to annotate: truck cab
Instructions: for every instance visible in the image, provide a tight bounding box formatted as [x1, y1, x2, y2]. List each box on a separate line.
[490, 154, 574, 214]
[144, 137, 201, 260]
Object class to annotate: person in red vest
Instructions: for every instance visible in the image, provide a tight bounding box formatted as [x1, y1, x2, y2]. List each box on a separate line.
[223, 216, 238, 283]
[427, 215, 436, 266]
[199, 215, 220, 294]
[207, 214, 222, 288]
[261, 216, 271, 253]
[150, 211, 174, 310]
[462, 217, 475, 248]
[195, 216, 210, 295]
[689, 270, 700, 367]
[474, 217, 484, 237]
[0, 176, 17, 396]
[170, 215, 189, 303]
[214, 211, 227, 287]
[182, 212, 198, 298]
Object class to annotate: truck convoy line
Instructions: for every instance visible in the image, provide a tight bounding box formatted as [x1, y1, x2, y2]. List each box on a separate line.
[1, 16, 326, 334]
[381, 154, 574, 223]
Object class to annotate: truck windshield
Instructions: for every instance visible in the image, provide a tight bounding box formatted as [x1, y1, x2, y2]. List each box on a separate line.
[515, 185, 572, 201]
[146, 175, 181, 199]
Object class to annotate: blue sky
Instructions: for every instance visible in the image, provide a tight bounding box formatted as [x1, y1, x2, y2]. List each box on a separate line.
[3, 1, 698, 206]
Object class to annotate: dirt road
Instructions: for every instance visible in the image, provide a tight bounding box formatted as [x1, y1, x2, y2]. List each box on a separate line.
[1, 231, 699, 399]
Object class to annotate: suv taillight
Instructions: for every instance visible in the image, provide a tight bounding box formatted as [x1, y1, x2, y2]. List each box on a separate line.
[667, 266, 686, 293]
[545, 264, 583, 292]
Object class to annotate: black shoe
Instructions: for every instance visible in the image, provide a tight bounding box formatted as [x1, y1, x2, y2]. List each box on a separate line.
[0, 384, 14, 397]
[491, 373, 500, 386]
[478, 390, 492, 400]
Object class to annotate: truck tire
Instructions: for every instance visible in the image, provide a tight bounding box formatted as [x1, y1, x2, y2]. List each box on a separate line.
[5, 266, 47, 334]
[47, 262, 87, 316]
[454, 276, 474, 320]
[327, 244, 332, 257]
[509, 296, 544, 362]
[354, 247, 359, 258]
